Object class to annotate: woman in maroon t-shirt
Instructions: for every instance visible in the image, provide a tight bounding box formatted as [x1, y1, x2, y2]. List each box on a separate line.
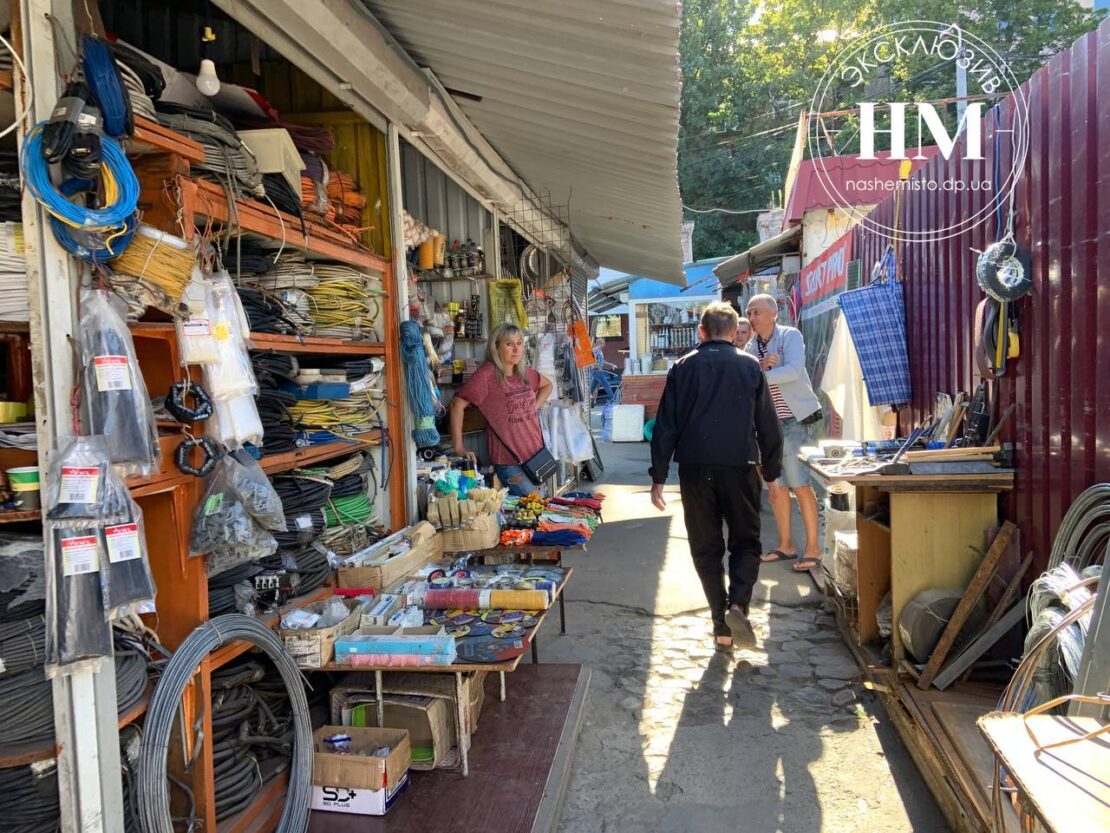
[448, 323, 553, 495]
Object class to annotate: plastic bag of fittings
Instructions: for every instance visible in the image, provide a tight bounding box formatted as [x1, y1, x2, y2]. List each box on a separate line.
[202, 270, 258, 401]
[45, 523, 113, 674]
[0, 532, 48, 620]
[207, 392, 264, 449]
[78, 290, 160, 476]
[176, 269, 220, 364]
[226, 449, 286, 532]
[100, 492, 156, 621]
[44, 435, 131, 522]
[233, 581, 258, 616]
[190, 457, 277, 575]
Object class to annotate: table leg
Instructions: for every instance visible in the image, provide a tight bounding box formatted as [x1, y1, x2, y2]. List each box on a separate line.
[559, 589, 567, 635]
[499, 671, 506, 702]
[456, 672, 469, 777]
[531, 634, 539, 664]
[375, 670, 384, 729]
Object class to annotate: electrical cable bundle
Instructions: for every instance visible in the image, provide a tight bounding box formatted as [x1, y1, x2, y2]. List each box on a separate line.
[306, 264, 383, 339]
[208, 561, 263, 615]
[105, 40, 165, 105]
[0, 222, 29, 321]
[109, 224, 195, 305]
[223, 240, 278, 277]
[0, 173, 22, 222]
[0, 759, 60, 833]
[288, 394, 380, 436]
[284, 544, 330, 595]
[0, 666, 55, 747]
[155, 106, 264, 198]
[244, 252, 320, 293]
[81, 35, 134, 138]
[208, 658, 293, 821]
[237, 286, 304, 335]
[137, 615, 312, 833]
[114, 60, 156, 121]
[0, 614, 46, 677]
[323, 492, 374, 529]
[114, 641, 149, 716]
[262, 173, 303, 220]
[0, 533, 48, 621]
[316, 522, 386, 559]
[251, 352, 299, 456]
[271, 475, 331, 549]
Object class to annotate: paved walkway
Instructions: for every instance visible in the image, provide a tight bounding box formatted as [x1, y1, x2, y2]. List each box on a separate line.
[538, 441, 947, 833]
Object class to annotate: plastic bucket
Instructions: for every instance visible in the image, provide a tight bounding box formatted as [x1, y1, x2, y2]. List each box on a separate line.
[6, 466, 40, 511]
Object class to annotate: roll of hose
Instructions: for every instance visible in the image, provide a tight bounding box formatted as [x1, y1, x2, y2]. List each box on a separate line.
[22, 123, 139, 230]
[82, 34, 134, 138]
[323, 492, 373, 528]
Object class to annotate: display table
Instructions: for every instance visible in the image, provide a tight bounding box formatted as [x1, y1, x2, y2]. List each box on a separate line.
[320, 569, 572, 776]
[472, 545, 586, 637]
[978, 712, 1110, 833]
[803, 458, 1015, 662]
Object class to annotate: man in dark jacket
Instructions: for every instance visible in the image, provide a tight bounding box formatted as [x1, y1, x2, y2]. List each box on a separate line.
[649, 302, 783, 649]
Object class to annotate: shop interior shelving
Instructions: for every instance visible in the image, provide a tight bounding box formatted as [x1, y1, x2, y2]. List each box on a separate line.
[0, 105, 407, 832]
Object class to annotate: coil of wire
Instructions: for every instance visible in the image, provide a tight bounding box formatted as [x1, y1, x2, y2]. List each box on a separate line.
[0, 760, 60, 833]
[136, 615, 311, 833]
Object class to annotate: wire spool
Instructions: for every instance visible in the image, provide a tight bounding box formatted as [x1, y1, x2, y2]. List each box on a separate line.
[1047, 483, 1110, 572]
[110, 225, 195, 303]
[0, 759, 60, 833]
[137, 615, 311, 833]
[81, 35, 134, 138]
[976, 238, 1032, 302]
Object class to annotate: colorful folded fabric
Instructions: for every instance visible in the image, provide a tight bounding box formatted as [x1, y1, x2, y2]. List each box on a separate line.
[531, 531, 588, 548]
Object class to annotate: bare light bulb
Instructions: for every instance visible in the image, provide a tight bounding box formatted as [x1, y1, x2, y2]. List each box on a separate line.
[196, 59, 220, 96]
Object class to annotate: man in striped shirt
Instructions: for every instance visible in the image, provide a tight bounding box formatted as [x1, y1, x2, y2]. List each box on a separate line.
[744, 294, 824, 572]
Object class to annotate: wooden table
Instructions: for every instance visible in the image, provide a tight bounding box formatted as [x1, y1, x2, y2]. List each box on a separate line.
[978, 712, 1110, 832]
[804, 457, 1014, 662]
[318, 570, 572, 776]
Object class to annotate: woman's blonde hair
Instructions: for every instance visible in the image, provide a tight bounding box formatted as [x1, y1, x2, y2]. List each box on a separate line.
[486, 323, 529, 383]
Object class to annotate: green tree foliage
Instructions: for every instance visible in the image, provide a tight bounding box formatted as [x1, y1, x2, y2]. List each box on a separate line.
[679, 0, 1104, 260]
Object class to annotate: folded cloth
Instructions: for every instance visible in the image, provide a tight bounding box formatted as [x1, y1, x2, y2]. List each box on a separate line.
[531, 531, 588, 548]
[550, 496, 603, 511]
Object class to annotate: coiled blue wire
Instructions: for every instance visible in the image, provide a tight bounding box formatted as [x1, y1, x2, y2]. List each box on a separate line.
[81, 35, 130, 138]
[49, 179, 139, 262]
[21, 123, 139, 230]
[400, 320, 441, 447]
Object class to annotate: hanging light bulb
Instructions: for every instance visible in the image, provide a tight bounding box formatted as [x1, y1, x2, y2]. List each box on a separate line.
[196, 22, 219, 96]
[196, 58, 220, 96]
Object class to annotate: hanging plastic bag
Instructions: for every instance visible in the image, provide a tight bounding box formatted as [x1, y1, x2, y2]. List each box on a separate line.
[207, 393, 264, 449]
[176, 269, 220, 365]
[45, 523, 114, 673]
[101, 492, 156, 621]
[190, 456, 277, 576]
[554, 405, 595, 464]
[568, 319, 594, 369]
[44, 435, 131, 522]
[227, 448, 286, 531]
[79, 290, 160, 475]
[203, 270, 258, 401]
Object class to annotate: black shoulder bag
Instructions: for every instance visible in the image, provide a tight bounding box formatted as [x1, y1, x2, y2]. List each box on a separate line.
[484, 421, 559, 485]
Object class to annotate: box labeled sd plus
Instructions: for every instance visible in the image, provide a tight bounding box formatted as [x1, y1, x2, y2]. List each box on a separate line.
[311, 726, 411, 816]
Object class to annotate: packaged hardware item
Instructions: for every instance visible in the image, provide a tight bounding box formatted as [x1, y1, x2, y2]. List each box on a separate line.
[190, 456, 278, 575]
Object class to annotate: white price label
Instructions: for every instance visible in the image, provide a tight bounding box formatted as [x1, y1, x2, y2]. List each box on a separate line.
[295, 515, 313, 532]
[182, 318, 211, 337]
[59, 466, 100, 503]
[105, 523, 141, 563]
[93, 355, 132, 391]
[61, 535, 100, 576]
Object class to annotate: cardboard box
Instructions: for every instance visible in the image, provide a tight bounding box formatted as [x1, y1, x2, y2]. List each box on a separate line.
[311, 725, 411, 816]
[336, 691, 455, 771]
[338, 522, 442, 591]
[360, 594, 403, 627]
[278, 598, 360, 669]
[310, 775, 409, 816]
[439, 512, 500, 552]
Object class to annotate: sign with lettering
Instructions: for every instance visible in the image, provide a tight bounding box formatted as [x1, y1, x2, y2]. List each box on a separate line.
[800, 235, 853, 320]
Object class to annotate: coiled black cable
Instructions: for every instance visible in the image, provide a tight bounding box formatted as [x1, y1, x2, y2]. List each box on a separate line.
[238, 287, 302, 335]
[251, 352, 297, 387]
[0, 760, 60, 833]
[0, 666, 55, 747]
[289, 545, 330, 595]
[0, 614, 46, 677]
[261, 174, 303, 220]
[115, 649, 149, 717]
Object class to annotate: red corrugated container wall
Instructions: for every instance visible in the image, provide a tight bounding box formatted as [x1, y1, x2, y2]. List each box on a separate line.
[849, 20, 1110, 572]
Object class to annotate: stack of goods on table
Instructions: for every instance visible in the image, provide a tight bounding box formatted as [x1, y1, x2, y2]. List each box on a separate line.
[333, 559, 567, 667]
[499, 491, 604, 548]
[421, 465, 504, 530]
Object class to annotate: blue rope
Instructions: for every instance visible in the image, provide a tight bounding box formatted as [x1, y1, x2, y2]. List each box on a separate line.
[81, 35, 131, 138]
[50, 179, 138, 262]
[400, 320, 440, 447]
[21, 124, 138, 229]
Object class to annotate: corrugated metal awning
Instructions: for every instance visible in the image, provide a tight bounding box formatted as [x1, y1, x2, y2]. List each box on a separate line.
[713, 226, 802, 284]
[361, 0, 685, 285]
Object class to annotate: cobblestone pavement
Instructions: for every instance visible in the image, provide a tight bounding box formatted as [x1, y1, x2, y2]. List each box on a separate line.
[542, 441, 947, 833]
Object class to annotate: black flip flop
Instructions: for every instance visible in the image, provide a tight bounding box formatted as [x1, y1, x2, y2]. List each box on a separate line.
[760, 549, 797, 563]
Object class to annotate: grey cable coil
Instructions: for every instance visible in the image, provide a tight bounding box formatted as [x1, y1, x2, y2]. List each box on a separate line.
[136, 615, 311, 833]
[1048, 483, 1110, 572]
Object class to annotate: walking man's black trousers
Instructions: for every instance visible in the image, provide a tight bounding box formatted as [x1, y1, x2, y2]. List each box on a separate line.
[677, 464, 762, 637]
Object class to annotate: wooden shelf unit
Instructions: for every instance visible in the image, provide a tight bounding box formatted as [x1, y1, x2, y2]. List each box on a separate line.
[118, 109, 408, 833]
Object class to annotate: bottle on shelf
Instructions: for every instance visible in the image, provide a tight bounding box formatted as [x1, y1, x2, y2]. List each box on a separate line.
[466, 239, 478, 270]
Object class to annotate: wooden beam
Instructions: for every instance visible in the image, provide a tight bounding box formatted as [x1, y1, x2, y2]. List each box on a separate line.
[960, 551, 1034, 682]
[933, 603, 1026, 690]
[917, 521, 1017, 689]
